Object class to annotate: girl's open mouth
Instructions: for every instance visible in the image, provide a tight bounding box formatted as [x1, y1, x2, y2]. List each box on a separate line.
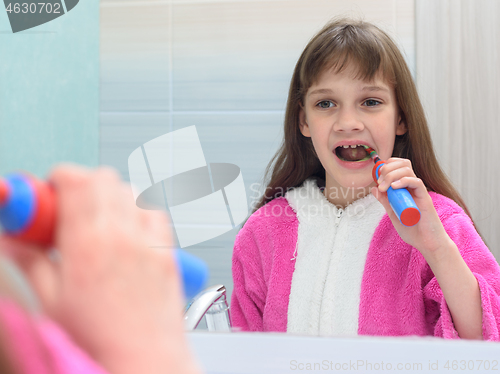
[334, 145, 371, 162]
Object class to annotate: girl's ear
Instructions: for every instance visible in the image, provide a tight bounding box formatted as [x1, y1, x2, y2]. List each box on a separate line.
[299, 106, 311, 137]
[396, 114, 407, 136]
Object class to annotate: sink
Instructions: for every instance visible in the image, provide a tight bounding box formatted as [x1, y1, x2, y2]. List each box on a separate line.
[188, 331, 500, 373]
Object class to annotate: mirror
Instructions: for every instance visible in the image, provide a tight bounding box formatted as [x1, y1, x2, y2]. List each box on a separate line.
[99, 0, 500, 338]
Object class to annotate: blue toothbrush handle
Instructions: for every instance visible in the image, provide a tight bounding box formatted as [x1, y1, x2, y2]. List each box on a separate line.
[174, 248, 209, 300]
[374, 163, 421, 226]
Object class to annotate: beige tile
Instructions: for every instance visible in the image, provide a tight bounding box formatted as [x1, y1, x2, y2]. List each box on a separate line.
[172, 112, 284, 197]
[395, 0, 415, 76]
[172, 0, 412, 111]
[100, 2, 170, 111]
[100, 112, 171, 180]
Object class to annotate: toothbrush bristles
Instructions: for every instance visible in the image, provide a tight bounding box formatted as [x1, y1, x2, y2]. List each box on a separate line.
[362, 145, 380, 163]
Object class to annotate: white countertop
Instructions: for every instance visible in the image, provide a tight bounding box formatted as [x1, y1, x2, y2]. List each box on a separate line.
[188, 331, 500, 373]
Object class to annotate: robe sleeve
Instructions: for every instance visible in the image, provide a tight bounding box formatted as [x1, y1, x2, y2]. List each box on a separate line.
[0, 298, 109, 374]
[423, 213, 500, 341]
[230, 226, 267, 332]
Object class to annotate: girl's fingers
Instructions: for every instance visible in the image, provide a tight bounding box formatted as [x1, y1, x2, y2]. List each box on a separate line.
[142, 210, 174, 247]
[48, 163, 92, 190]
[49, 163, 120, 189]
[376, 158, 417, 192]
[0, 237, 60, 316]
[381, 157, 413, 169]
[378, 168, 416, 192]
[388, 176, 428, 199]
[140, 210, 180, 281]
[52, 167, 136, 255]
[377, 158, 413, 178]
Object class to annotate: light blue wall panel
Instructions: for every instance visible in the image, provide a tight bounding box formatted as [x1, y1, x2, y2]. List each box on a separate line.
[0, 0, 99, 177]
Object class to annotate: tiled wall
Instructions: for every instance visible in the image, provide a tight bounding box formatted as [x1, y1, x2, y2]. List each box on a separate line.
[100, 0, 415, 307]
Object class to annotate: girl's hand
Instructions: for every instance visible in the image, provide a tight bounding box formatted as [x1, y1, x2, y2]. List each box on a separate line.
[0, 164, 201, 374]
[371, 157, 454, 259]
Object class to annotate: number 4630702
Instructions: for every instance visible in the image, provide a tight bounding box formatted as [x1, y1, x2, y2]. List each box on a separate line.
[444, 360, 498, 370]
[5, 2, 61, 14]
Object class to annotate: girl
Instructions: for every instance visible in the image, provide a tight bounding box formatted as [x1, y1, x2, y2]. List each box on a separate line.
[231, 17, 500, 340]
[0, 165, 201, 374]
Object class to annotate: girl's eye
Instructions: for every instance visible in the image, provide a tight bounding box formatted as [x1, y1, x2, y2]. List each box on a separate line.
[364, 99, 382, 107]
[317, 100, 334, 109]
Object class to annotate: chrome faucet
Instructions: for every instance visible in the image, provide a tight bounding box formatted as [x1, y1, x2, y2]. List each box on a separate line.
[184, 284, 231, 331]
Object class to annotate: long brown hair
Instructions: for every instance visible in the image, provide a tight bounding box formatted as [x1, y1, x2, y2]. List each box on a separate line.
[248, 17, 474, 224]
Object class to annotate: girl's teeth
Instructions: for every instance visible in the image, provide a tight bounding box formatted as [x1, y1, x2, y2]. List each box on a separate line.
[340, 144, 364, 148]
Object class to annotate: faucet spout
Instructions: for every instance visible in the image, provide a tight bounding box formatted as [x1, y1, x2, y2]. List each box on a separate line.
[184, 284, 231, 331]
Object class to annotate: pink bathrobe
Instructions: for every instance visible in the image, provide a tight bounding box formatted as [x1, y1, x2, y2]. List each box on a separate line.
[231, 191, 500, 340]
[0, 298, 108, 374]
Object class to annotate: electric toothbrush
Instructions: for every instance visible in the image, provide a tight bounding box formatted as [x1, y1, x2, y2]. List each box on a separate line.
[363, 146, 421, 226]
[0, 173, 208, 299]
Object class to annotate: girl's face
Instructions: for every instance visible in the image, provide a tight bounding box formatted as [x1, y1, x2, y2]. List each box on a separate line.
[299, 66, 407, 191]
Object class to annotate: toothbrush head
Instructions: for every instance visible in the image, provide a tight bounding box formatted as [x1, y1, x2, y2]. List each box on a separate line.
[363, 145, 377, 158]
[362, 145, 380, 162]
[361, 146, 384, 182]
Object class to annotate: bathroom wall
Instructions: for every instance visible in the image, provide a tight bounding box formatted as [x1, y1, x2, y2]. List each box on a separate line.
[0, 0, 99, 177]
[100, 0, 416, 301]
[416, 0, 500, 260]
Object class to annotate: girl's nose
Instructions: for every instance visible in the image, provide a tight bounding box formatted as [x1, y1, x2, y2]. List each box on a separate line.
[333, 107, 364, 132]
